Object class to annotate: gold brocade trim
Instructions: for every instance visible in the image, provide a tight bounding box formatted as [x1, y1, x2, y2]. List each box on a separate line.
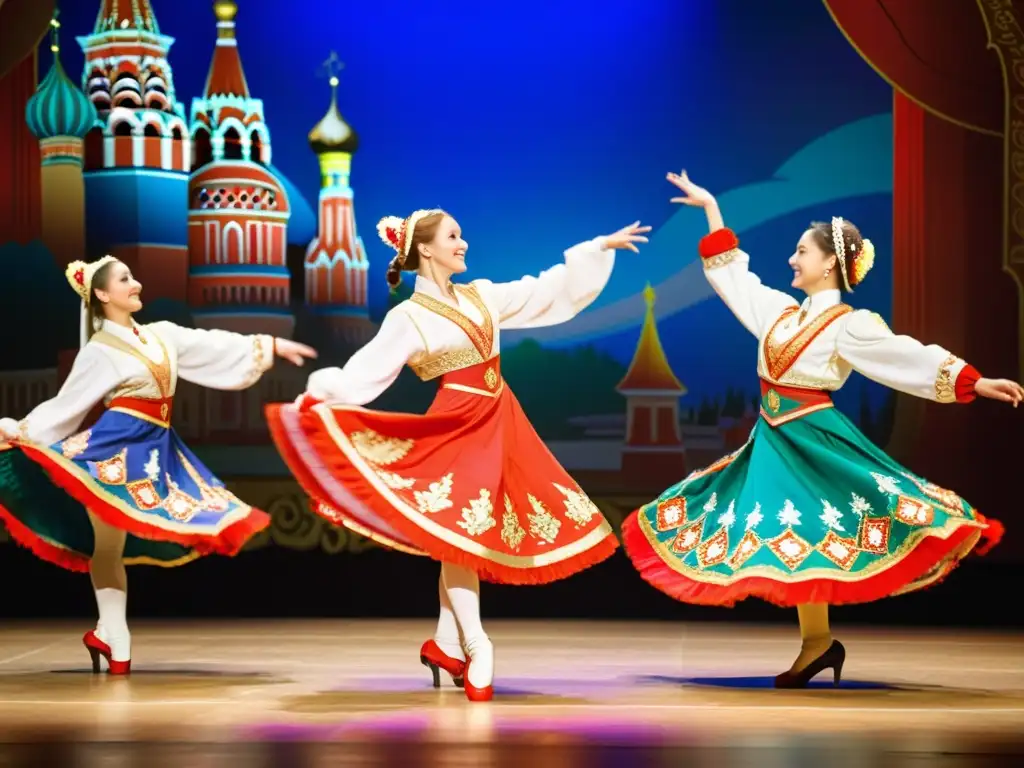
[107, 407, 170, 429]
[442, 382, 506, 398]
[91, 331, 173, 398]
[759, 401, 834, 427]
[702, 249, 738, 270]
[15, 442, 255, 536]
[410, 348, 486, 381]
[934, 355, 962, 403]
[314, 499, 428, 557]
[409, 284, 494, 360]
[312, 403, 615, 567]
[762, 304, 852, 381]
[637, 506, 986, 585]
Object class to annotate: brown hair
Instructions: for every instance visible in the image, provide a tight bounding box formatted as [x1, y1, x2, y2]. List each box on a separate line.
[806, 219, 864, 292]
[385, 212, 447, 290]
[86, 259, 119, 340]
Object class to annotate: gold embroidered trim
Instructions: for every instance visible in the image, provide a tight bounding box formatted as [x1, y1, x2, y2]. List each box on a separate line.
[934, 355, 962, 403]
[762, 304, 852, 381]
[91, 331, 173, 398]
[409, 284, 494, 360]
[410, 348, 486, 381]
[702, 249, 739, 270]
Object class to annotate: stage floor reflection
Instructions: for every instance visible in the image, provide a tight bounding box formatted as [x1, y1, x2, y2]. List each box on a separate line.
[0, 619, 1021, 765]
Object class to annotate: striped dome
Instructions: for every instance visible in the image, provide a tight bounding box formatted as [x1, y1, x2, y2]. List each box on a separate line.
[25, 54, 99, 140]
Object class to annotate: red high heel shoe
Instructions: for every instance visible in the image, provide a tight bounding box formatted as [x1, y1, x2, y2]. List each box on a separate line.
[83, 630, 131, 676]
[463, 660, 493, 702]
[420, 639, 465, 688]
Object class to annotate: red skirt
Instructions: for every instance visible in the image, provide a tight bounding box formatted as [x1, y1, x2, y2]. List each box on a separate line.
[266, 357, 618, 584]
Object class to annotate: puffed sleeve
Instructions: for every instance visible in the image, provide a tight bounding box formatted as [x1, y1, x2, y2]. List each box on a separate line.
[305, 307, 425, 406]
[836, 310, 981, 403]
[0, 345, 122, 445]
[472, 236, 615, 330]
[149, 322, 274, 391]
[698, 228, 799, 337]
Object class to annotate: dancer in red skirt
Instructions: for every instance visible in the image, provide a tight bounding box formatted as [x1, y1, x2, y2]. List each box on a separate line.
[267, 208, 649, 701]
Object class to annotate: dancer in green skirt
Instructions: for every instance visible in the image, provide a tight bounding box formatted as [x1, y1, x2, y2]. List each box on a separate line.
[622, 170, 1023, 688]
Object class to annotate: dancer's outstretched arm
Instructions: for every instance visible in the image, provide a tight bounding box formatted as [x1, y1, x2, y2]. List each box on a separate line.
[0, 346, 118, 445]
[304, 309, 425, 406]
[668, 170, 798, 337]
[836, 312, 1023, 406]
[474, 222, 650, 330]
[150, 322, 316, 391]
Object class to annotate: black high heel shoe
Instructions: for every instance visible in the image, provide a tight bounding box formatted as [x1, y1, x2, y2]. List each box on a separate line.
[773, 639, 845, 689]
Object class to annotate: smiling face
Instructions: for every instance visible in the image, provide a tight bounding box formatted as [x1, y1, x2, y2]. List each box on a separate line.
[788, 229, 838, 293]
[419, 215, 468, 275]
[93, 260, 144, 315]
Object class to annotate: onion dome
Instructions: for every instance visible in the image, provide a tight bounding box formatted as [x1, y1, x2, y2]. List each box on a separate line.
[309, 74, 359, 155]
[26, 14, 99, 140]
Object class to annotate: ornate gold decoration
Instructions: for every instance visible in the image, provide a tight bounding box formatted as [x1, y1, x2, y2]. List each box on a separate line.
[762, 304, 853, 381]
[409, 283, 494, 360]
[933, 355, 961, 403]
[500, 494, 526, 551]
[554, 482, 600, 527]
[655, 498, 687, 531]
[162, 478, 202, 522]
[91, 448, 128, 485]
[457, 489, 497, 536]
[61, 430, 91, 459]
[670, 517, 704, 555]
[766, 528, 812, 570]
[526, 494, 561, 543]
[414, 473, 454, 514]
[91, 330, 173, 398]
[125, 479, 161, 510]
[350, 429, 414, 466]
[697, 528, 729, 568]
[976, 0, 1024, 382]
[377, 470, 417, 490]
[817, 530, 859, 570]
[766, 389, 781, 414]
[483, 366, 498, 390]
[729, 530, 762, 569]
[858, 515, 891, 555]
[410, 348, 485, 381]
[894, 495, 936, 526]
[702, 249, 738, 270]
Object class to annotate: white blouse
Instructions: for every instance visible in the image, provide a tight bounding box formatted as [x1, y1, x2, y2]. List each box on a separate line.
[306, 236, 615, 404]
[0, 320, 274, 445]
[704, 248, 971, 402]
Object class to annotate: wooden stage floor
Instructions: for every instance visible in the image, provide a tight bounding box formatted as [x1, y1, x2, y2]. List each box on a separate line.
[0, 619, 1022, 764]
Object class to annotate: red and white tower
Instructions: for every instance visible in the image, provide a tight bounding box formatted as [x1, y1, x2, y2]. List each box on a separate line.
[186, 0, 293, 338]
[76, 0, 191, 301]
[304, 56, 374, 345]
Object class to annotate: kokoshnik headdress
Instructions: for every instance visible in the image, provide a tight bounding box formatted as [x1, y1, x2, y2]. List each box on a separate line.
[376, 208, 446, 264]
[830, 216, 875, 291]
[65, 255, 117, 348]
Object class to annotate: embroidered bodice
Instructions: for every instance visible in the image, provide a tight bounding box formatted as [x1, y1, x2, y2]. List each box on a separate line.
[1, 320, 274, 445]
[702, 245, 971, 402]
[306, 236, 615, 405]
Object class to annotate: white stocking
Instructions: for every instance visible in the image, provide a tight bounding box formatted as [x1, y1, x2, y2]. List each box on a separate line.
[441, 562, 491, 688]
[88, 512, 131, 662]
[434, 570, 465, 660]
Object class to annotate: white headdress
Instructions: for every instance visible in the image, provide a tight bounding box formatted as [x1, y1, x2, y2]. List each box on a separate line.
[376, 208, 446, 264]
[65, 255, 117, 347]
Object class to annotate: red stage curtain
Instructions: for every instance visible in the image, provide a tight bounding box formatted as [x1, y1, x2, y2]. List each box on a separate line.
[825, 0, 1017, 560]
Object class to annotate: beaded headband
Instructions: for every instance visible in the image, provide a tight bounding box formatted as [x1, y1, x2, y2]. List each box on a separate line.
[830, 216, 875, 290]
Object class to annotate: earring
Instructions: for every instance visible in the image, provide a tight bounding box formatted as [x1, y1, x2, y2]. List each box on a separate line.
[823, 268, 831, 278]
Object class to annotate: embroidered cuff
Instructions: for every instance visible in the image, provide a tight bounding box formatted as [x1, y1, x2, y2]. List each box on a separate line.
[934, 355, 971, 403]
[255, 334, 275, 373]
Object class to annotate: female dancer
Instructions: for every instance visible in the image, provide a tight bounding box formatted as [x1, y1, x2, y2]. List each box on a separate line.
[622, 171, 1021, 688]
[267, 209, 650, 701]
[0, 255, 316, 674]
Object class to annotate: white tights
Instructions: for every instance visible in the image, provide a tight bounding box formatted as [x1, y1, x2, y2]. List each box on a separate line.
[434, 562, 492, 688]
[88, 512, 131, 662]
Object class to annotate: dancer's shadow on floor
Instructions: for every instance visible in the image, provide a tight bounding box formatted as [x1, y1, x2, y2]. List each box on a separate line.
[48, 668, 277, 680]
[636, 674, 897, 691]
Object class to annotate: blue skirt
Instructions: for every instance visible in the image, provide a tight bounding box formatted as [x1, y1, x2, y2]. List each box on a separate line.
[0, 408, 269, 572]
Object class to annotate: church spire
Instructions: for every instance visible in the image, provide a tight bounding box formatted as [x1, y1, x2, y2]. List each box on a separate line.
[616, 284, 687, 395]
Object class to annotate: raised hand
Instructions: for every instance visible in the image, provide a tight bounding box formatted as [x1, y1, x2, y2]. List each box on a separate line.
[275, 339, 318, 367]
[667, 170, 716, 208]
[976, 377, 1024, 407]
[605, 221, 652, 253]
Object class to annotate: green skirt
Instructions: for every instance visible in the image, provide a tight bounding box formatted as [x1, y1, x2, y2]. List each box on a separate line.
[622, 390, 1000, 607]
[0, 447, 199, 572]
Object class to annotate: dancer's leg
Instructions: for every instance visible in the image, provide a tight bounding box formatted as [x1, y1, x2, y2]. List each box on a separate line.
[788, 602, 831, 673]
[88, 511, 130, 662]
[434, 569, 465, 661]
[441, 562, 491, 690]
